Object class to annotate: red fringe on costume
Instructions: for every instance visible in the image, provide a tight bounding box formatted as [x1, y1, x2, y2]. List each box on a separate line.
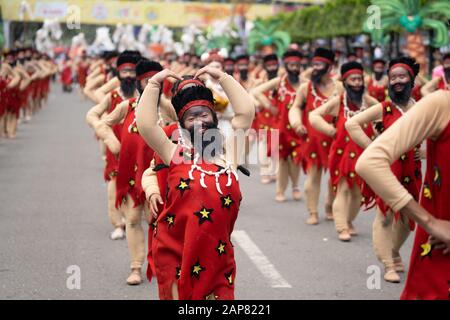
[300, 81, 333, 173]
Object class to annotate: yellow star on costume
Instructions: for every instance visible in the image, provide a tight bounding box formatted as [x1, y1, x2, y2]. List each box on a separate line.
[216, 241, 227, 256]
[166, 214, 175, 228]
[176, 178, 191, 195]
[423, 185, 432, 199]
[420, 243, 432, 257]
[221, 195, 234, 209]
[194, 207, 214, 225]
[224, 270, 234, 285]
[191, 261, 205, 278]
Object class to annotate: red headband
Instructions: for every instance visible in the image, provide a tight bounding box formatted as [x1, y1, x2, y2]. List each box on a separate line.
[136, 70, 158, 81]
[312, 56, 333, 65]
[176, 79, 205, 93]
[178, 99, 214, 119]
[264, 60, 279, 66]
[390, 63, 414, 77]
[341, 69, 363, 80]
[117, 63, 136, 71]
[284, 56, 301, 63]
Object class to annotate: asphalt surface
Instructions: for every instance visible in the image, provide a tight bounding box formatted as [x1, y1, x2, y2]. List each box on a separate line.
[0, 85, 412, 300]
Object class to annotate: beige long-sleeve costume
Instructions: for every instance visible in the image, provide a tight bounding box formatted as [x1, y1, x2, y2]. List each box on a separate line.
[346, 97, 418, 276]
[250, 77, 302, 200]
[310, 93, 378, 235]
[356, 90, 450, 293]
[288, 79, 342, 222]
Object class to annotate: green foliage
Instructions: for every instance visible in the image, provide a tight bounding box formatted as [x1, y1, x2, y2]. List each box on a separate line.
[363, 0, 450, 47]
[247, 18, 291, 56]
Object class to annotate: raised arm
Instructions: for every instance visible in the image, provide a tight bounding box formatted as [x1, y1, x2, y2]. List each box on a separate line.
[136, 70, 181, 165]
[420, 77, 441, 97]
[95, 77, 119, 102]
[309, 95, 340, 137]
[356, 90, 450, 249]
[288, 82, 308, 134]
[95, 99, 129, 155]
[345, 103, 382, 149]
[250, 77, 280, 110]
[84, 74, 106, 103]
[86, 93, 111, 128]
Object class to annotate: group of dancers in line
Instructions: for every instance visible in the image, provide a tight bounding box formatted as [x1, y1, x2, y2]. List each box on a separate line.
[0, 47, 57, 140]
[72, 45, 449, 300]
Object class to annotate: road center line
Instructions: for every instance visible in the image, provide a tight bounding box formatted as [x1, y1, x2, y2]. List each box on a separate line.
[232, 230, 292, 288]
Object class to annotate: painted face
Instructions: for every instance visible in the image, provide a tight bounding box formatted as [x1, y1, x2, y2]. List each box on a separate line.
[311, 60, 330, 84]
[344, 73, 364, 104]
[388, 66, 411, 92]
[208, 61, 223, 72]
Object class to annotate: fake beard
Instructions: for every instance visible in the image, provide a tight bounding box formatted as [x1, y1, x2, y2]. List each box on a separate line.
[119, 77, 137, 98]
[187, 120, 223, 160]
[374, 71, 384, 81]
[345, 84, 364, 105]
[225, 67, 234, 75]
[388, 81, 413, 106]
[287, 70, 299, 84]
[266, 69, 279, 80]
[311, 67, 328, 85]
[239, 70, 248, 81]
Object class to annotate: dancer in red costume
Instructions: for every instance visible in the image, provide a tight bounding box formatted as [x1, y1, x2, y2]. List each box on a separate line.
[86, 52, 140, 240]
[289, 48, 342, 224]
[310, 61, 379, 241]
[136, 66, 254, 300]
[366, 59, 388, 102]
[252, 51, 305, 202]
[347, 57, 422, 283]
[357, 89, 450, 299]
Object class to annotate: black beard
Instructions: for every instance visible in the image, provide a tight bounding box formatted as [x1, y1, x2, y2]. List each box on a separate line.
[10, 61, 16, 67]
[374, 71, 384, 81]
[18, 58, 26, 64]
[311, 68, 328, 85]
[445, 67, 450, 82]
[266, 69, 279, 80]
[119, 77, 137, 98]
[225, 68, 234, 75]
[187, 121, 222, 160]
[239, 70, 248, 81]
[287, 70, 299, 84]
[388, 81, 413, 106]
[301, 64, 309, 71]
[345, 84, 364, 105]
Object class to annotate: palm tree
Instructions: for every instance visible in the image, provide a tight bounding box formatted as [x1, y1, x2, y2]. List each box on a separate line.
[363, 0, 450, 71]
[247, 18, 291, 57]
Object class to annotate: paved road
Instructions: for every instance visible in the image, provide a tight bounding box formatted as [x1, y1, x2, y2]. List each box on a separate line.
[0, 85, 412, 299]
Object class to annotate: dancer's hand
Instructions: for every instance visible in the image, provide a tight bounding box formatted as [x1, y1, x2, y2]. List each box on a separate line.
[294, 123, 307, 136]
[149, 193, 164, 219]
[151, 69, 181, 85]
[428, 235, 450, 255]
[194, 66, 224, 81]
[427, 219, 450, 255]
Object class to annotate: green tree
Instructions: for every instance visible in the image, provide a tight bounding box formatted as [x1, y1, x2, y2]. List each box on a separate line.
[247, 18, 291, 57]
[363, 0, 450, 69]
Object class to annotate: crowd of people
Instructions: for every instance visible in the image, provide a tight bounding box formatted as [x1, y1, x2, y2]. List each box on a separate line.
[0, 47, 57, 140]
[77, 45, 449, 300]
[2, 40, 449, 300]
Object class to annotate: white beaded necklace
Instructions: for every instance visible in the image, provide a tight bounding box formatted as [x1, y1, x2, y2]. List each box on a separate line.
[176, 123, 238, 195]
[310, 80, 338, 109]
[342, 92, 367, 119]
[392, 98, 416, 116]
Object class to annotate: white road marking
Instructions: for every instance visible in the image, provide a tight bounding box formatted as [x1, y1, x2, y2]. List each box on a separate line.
[232, 230, 292, 288]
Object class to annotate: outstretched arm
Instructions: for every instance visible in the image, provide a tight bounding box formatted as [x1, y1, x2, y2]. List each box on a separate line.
[95, 77, 120, 102]
[136, 69, 181, 165]
[356, 90, 450, 252]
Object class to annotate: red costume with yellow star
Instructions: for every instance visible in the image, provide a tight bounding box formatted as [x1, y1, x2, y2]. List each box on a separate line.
[151, 144, 241, 300]
[328, 94, 374, 205]
[300, 81, 334, 172]
[276, 75, 302, 162]
[375, 101, 422, 229]
[104, 90, 124, 181]
[402, 120, 450, 300]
